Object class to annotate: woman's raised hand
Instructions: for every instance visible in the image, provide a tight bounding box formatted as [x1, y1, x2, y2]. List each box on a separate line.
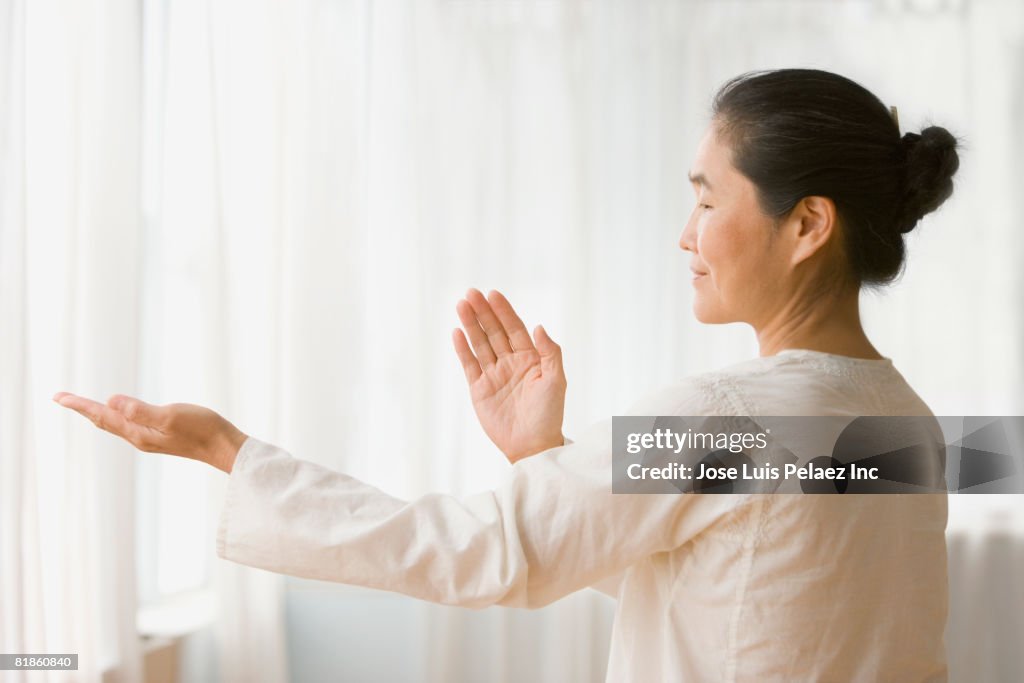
[52, 392, 247, 473]
[453, 289, 567, 464]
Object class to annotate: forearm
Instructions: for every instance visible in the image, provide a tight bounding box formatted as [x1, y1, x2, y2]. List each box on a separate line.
[217, 436, 535, 608]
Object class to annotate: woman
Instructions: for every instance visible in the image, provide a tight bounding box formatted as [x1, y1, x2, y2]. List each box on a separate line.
[55, 68, 960, 681]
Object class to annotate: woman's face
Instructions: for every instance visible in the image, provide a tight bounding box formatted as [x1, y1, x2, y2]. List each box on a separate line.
[679, 123, 791, 326]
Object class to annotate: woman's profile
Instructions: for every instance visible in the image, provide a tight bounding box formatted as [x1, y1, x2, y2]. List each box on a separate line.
[55, 68, 960, 681]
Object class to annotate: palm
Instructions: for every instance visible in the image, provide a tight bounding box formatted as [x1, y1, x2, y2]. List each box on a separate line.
[454, 289, 566, 463]
[469, 347, 564, 459]
[52, 393, 248, 473]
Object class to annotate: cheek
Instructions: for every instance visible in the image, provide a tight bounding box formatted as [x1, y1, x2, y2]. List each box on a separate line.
[698, 219, 745, 279]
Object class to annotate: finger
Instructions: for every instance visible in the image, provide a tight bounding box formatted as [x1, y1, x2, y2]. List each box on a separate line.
[107, 393, 166, 429]
[465, 288, 513, 358]
[456, 298, 497, 367]
[55, 392, 109, 425]
[533, 325, 565, 379]
[54, 392, 152, 447]
[486, 290, 535, 353]
[452, 328, 483, 384]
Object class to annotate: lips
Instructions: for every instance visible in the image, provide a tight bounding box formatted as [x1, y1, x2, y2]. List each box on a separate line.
[690, 268, 708, 280]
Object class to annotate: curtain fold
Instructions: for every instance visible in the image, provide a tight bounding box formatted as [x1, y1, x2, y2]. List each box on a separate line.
[1, 0, 143, 681]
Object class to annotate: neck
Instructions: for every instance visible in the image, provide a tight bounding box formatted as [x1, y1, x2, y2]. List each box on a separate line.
[754, 286, 883, 360]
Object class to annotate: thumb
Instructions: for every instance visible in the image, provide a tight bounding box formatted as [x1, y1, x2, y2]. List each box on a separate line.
[107, 394, 162, 426]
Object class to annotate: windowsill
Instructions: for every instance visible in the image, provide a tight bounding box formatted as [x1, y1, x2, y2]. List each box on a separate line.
[137, 588, 218, 639]
[99, 591, 215, 683]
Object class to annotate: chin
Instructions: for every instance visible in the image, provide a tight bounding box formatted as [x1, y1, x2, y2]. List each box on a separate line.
[692, 298, 734, 325]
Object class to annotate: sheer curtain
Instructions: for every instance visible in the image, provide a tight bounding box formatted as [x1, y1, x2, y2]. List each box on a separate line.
[3, 0, 1022, 681]
[0, 0, 143, 681]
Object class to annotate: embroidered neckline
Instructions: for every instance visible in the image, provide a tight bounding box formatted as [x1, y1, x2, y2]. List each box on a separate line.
[773, 348, 894, 366]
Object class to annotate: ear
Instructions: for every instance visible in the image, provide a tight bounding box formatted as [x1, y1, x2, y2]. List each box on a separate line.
[787, 196, 837, 267]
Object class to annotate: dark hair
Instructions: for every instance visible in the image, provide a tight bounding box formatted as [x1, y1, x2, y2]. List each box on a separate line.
[711, 68, 961, 287]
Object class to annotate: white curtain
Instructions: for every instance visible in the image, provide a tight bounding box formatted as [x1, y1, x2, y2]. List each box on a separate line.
[3, 0, 1022, 681]
[0, 0, 144, 681]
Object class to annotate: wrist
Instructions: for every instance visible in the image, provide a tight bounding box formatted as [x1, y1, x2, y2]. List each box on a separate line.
[211, 426, 248, 474]
[507, 434, 566, 463]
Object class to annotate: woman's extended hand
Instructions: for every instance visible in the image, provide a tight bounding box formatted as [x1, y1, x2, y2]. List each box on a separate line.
[52, 392, 247, 474]
[453, 289, 567, 464]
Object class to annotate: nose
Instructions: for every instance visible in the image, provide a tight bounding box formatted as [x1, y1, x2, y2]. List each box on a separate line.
[679, 209, 698, 254]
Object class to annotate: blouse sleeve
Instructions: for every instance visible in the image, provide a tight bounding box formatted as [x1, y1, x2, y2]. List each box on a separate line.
[216, 379, 742, 610]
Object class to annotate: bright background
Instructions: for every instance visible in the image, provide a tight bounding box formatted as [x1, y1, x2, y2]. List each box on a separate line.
[2, 0, 1022, 681]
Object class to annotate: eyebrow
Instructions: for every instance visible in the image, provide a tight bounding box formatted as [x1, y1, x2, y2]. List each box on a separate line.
[687, 171, 713, 191]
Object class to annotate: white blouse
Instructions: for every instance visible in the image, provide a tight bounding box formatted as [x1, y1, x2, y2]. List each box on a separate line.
[216, 349, 948, 682]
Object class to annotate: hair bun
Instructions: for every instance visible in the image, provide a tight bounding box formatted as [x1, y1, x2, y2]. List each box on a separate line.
[895, 126, 960, 234]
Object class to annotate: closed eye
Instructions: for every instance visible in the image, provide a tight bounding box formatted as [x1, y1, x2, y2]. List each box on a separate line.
[699, 204, 712, 210]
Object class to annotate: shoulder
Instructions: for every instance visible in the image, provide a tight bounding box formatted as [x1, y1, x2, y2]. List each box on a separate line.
[625, 351, 934, 418]
[623, 356, 785, 417]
